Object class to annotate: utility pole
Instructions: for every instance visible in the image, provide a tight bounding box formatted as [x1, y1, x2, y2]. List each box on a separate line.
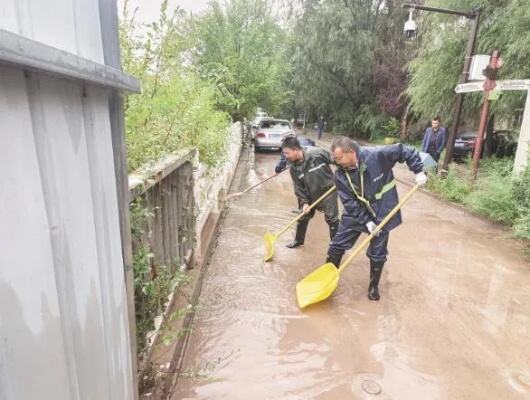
[402, 3, 481, 176]
[471, 50, 502, 179]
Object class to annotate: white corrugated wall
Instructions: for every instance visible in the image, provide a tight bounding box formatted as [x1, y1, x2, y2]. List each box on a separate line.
[0, 1, 134, 399]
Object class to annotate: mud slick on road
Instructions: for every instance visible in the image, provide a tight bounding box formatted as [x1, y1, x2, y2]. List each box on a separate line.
[171, 152, 530, 400]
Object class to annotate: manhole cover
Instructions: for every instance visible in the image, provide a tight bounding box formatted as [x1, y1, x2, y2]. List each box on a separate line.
[361, 379, 382, 395]
[516, 373, 530, 389]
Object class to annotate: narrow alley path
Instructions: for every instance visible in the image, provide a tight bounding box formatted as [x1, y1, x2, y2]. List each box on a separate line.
[171, 150, 530, 400]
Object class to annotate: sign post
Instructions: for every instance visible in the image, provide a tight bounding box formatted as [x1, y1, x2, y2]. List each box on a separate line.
[471, 50, 502, 179]
[455, 79, 530, 175]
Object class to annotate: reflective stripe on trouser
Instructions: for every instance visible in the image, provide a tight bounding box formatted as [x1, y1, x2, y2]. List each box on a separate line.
[328, 217, 389, 263]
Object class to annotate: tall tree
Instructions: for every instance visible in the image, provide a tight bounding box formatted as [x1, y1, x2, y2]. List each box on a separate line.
[407, 0, 530, 125]
[192, 0, 293, 120]
[289, 0, 410, 135]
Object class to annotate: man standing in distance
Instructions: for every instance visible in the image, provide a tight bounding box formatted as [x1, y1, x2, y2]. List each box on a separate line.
[421, 116, 447, 163]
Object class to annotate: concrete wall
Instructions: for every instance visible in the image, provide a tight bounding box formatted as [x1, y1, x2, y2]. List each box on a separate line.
[195, 122, 244, 255]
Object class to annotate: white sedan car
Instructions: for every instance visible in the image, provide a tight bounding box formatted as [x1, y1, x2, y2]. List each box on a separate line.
[254, 118, 294, 151]
[249, 114, 269, 140]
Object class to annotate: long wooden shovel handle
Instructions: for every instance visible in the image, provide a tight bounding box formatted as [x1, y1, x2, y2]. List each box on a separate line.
[338, 185, 419, 273]
[276, 185, 337, 238]
[244, 169, 287, 194]
[229, 169, 287, 199]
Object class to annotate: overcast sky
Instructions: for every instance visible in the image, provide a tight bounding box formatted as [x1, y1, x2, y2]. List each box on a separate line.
[119, 0, 210, 23]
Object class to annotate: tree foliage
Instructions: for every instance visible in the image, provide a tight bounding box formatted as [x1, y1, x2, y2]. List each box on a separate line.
[407, 0, 530, 125]
[288, 0, 410, 136]
[120, 0, 230, 171]
[191, 0, 294, 120]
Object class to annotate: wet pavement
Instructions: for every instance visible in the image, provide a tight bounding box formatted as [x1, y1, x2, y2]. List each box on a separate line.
[171, 151, 530, 400]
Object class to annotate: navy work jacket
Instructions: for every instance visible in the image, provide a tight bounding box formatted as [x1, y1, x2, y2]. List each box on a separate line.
[335, 144, 423, 231]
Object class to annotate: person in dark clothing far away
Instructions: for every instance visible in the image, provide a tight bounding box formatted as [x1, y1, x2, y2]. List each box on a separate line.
[281, 136, 339, 248]
[326, 136, 426, 301]
[421, 116, 447, 163]
[317, 116, 325, 139]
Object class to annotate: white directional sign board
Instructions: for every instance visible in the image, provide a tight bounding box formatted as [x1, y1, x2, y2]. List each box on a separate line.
[454, 79, 530, 174]
[455, 79, 530, 93]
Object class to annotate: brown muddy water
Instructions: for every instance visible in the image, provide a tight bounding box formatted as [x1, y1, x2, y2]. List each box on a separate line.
[171, 152, 530, 400]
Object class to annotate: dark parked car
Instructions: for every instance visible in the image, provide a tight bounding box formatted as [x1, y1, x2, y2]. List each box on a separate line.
[453, 129, 518, 161]
[453, 131, 479, 161]
[491, 130, 518, 158]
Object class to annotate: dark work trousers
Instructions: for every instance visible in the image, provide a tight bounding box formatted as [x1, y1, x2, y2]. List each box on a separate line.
[298, 191, 339, 238]
[427, 147, 441, 163]
[328, 215, 390, 263]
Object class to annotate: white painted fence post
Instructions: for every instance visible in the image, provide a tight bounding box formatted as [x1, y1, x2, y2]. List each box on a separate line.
[514, 89, 530, 174]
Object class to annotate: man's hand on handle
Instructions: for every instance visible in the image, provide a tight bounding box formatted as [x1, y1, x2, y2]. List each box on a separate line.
[366, 221, 380, 237]
[415, 171, 428, 187]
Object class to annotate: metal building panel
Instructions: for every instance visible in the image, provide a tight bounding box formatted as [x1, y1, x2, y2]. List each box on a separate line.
[0, 66, 72, 400]
[0, 0, 21, 34]
[0, 1, 137, 398]
[73, 0, 104, 63]
[26, 72, 114, 399]
[0, 29, 141, 93]
[82, 85, 134, 399]
[26, 0, 78, 54]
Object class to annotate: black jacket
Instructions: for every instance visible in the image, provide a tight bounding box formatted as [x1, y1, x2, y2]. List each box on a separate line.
[290, 147, 335, 205]
[275, 136, 316, 173]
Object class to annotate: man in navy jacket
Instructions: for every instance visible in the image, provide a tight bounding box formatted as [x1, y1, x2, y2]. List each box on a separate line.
[326, 136, 427, 301]
[421, 116, 447, 162]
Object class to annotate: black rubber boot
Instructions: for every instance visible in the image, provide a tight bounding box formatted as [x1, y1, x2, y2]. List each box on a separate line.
[326, 251, 343, 269]
[329, 221, 339, 240]
[286, 220, 309, 248]
[368, 260, 385, 301]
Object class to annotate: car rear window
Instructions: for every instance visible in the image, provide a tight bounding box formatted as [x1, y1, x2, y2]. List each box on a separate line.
[260, 120, 291, 129]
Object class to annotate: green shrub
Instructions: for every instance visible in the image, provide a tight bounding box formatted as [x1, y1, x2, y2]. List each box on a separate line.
[427, 166, 473, 203]
[125, 72, 230, 171]
[121, 1, 230, 172]
[133, 247, 190, 356]
[130, 199, 192, 357]
[512, 162, 530, 241]
[351, 104, 400, 142]
[427, 157, 530, 252]
[513, 213, 530, 242]
[464, 172, 519, 225]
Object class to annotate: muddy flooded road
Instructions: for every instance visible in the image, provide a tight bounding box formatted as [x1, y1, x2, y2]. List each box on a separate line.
[171, 151, 530, 400]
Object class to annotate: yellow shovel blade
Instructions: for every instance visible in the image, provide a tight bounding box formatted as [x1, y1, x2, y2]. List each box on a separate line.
[296, 263, 340, 308]
[263, 230, 276, 262]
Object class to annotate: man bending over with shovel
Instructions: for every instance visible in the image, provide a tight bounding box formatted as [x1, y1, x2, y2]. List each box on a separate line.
[282, 136, 339, 248]
[326, 136, 427, 301]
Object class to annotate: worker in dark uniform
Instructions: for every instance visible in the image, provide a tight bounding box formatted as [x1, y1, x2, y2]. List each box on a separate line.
[274, 134, 316, 174]
[281, 136, 339, 248]
[326, 136, 427, 301]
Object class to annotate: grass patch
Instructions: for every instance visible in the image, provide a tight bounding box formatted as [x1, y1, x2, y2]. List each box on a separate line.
[427, 157, 530, 251]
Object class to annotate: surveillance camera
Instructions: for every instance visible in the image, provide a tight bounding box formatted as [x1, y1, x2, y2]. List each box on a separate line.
[404, 19, 417, 39]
